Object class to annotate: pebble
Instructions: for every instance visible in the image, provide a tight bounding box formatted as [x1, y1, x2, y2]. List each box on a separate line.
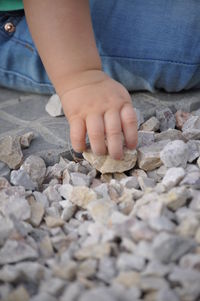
[0, 240, 38, 264]
[140, 116, 160, 131]
[155, 128, 185, 142]
[20, 131, 34, 148]
[45, 94, 64, 117]
[160, 186, 189, 211]
[1, 286, 29, 301]
[0, 136, 23, 169]
[113, 271, 141, 288]
[87, 199, 115, 224]
[137, 140, 169, 171]
[155, 107, 175, 131]
[187, 140, 200, 162]
[29, 201, 45, 227]
[70, 186, 97, 209]
[83, 148, 137, 174]
[0, 196, 31, 221]
[137, 131, 155, 148]
[0, 162, 10, 179]
[10, 169, 36, 190]
[61, 201, 77, 221]
[182, 115, 200, 131]
[175, 110, 192, 130]
[21, 155, 46, 186]
[160, 140, 189, 168]
[116, 252, 145, 271]
[161, 167, 186, 189]
[45, 216, 65, 228]
[152, 232, 196, 263]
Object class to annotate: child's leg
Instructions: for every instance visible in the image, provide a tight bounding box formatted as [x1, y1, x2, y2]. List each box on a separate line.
[0, 10, 54, 94]
[90, 0, 200, 92]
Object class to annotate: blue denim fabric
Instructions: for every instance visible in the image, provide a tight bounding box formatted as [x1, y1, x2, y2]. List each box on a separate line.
[0, 1, 200, 94]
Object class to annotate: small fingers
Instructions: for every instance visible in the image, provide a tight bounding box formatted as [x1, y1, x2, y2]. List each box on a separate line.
[104, 110, 123, 160]
[86, 114, 107, 156]
[70, 117, 86, 152]
[120, 103, 138, 149]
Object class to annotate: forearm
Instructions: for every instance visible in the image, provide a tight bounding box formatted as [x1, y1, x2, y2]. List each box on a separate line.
[23, 0, 102, 95]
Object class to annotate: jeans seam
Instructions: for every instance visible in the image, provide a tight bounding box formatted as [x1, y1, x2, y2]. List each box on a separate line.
[0, 67, 53, 88]
[100, 55, 200, 66]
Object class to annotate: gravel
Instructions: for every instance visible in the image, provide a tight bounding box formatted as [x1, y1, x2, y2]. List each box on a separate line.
[0, 108, 200, 301]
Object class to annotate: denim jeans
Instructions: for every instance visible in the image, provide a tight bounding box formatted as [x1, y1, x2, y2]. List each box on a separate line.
[0, 0, 200, 94]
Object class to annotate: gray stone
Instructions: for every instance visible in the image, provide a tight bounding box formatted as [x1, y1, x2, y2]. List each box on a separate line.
[0, 162, 10, 179]
[156, 107, 175, 131]
[140, 276, 169, 291]
[182, 115, 200, 131]
[0, 196, 31, 221]
[180, 253, 200, 270]
[160, 140, 189, 168]
[97, 257, 117, 283]
[135, 108, 144, 129]
[33, 191, 49, 209]
[10, 170, 36, 190]
[21, 155, 46, 186]
[79, 287, 116, 301]
[138, 176, 156, 191]
[120, 176, 139, 189]
[142, 260, 173, 277]
[70, 172, 91, 187]
[30, 293, 57, 301]
[175, 109, 192, 130]
[61, 201, 77, 221]
[116, 252, 145, 272]
[0, 136, 23, 169]
[0, 240, 38, 264]
[169, 267, 200, 301]
[182, 128, 200, 140]
[137, 140, 169, 171]
[137, 131, 155, 148]
[187, 140, 200, 162]
[156, 288, 180, 301]
[140, 116, 160, 131]
[20, 131, 34, 148]
[161, 167, 186, 189]
[152, 232, 196, 263]
[40, 277, 66, 296]
[148, 216, 175, 232]
[29, 201, 45, 227]
[83, 148, 137, 174]
[60, 283, 83, 301]
[0, 217, 14, 246]
[155, 129, 185, 142]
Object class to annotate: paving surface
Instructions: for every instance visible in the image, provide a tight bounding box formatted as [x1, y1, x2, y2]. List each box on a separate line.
[0, 87, 200, 165]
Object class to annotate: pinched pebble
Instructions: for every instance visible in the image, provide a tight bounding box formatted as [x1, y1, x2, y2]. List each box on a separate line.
[160, 140, 189, 168]
[83, 148, 137, 174]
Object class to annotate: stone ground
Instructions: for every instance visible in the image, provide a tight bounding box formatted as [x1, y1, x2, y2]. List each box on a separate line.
[0, 87, 200, 301]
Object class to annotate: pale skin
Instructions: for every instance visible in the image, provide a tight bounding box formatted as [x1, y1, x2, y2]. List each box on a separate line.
[23, 0, 138, 160]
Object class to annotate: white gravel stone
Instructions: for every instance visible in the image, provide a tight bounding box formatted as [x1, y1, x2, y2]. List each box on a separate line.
[21, 155, 46, 186]
[162, 167, 186, 189]
[45, 94, 64, 117]
[160, 140, 189, 168]
[10, 169, 36, 190]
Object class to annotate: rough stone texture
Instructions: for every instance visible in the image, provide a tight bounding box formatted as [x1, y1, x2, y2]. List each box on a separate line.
[0, 136, 23, 169]
[0, 240, 38, 264]
[162, 167, 186, 189]
[160, 140, 189, 168]
[20, 155, 46, 186]
[137, 140, 169, 171]
[45, 94, 64, 117]
[20, 131, 34, 148]
[175, 110, 192, 130]
[140, 116, 160, 132]
[155, 107, 175, 131]
[83, 148, 137, 174]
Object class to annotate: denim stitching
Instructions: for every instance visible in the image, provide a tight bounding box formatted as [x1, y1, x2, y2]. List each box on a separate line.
[100, 55, 200, 66]
[0, 67, 53, 88]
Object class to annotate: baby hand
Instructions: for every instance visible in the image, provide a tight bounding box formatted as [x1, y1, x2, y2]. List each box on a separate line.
[60, 70, 138, 160]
